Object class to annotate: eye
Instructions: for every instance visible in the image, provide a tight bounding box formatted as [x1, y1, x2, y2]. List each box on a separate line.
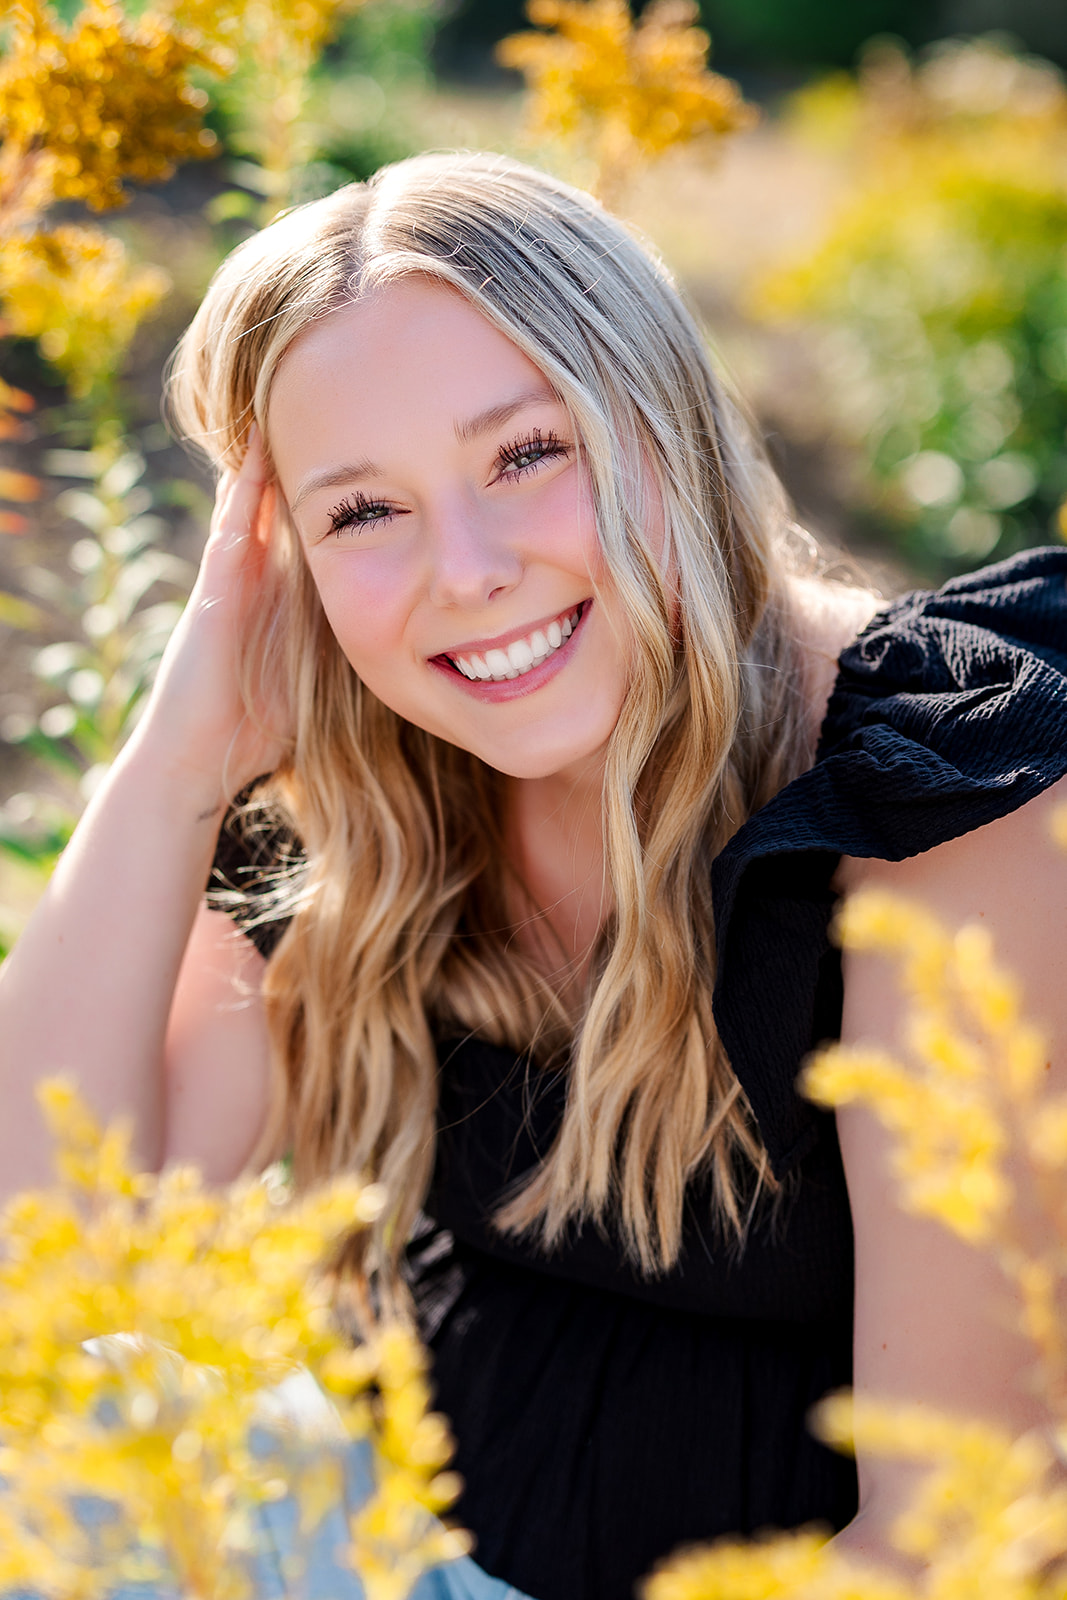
[326, 491, 398, 537]
[495, 428, 570, 482]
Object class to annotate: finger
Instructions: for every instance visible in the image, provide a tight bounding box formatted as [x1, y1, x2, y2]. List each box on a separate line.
[212, 441, 270, 551]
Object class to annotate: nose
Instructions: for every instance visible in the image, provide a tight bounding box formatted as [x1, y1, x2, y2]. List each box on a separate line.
[426, 497, 522, 610]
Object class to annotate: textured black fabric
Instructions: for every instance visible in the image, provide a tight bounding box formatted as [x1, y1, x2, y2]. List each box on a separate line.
[712, 545, 1067, 1178]
[209, 546, 1067, 1600]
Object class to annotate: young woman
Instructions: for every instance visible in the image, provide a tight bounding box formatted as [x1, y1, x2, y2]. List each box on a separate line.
[1, 152, 1065, 1600]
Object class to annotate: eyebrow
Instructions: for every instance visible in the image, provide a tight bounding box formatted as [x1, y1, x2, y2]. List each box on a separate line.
[290, 458, 380, 514]
[289, 385, 560, 514]
[454, 385, 558, 445]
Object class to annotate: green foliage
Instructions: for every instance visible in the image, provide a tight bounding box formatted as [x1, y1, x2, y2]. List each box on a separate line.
[306, 0, 440, 185]
[758, 39, 1067, 570]
[699, 0, 927, 69]
[0, 433, 193, 943]
[199, 0, 438, 220]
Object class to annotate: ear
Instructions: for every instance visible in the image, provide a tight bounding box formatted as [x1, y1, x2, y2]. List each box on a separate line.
[254, 480, 278, 547]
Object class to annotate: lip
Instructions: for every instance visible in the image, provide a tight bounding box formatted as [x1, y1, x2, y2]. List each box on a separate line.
[428, 599, 591, 701]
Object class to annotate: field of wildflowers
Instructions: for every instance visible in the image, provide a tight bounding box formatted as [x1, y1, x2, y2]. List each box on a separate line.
[1, 0, 1067, 1593]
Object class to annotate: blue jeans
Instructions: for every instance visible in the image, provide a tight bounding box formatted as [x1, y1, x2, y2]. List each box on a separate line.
[246, 1441, 532, 1600]
[249, 1465, 534, 1600]
[8, 1443, 532, 1600]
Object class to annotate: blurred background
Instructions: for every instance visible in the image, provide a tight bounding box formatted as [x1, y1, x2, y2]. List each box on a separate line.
[2, 0, 1066, 937]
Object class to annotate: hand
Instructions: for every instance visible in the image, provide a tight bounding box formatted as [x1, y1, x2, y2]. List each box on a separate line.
[132, 428, 295, 807]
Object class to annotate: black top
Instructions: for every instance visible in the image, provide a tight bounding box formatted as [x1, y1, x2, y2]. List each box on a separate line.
[212, 548, 1067, 1600]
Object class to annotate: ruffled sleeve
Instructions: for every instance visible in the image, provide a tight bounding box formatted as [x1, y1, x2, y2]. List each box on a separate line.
[711, 546, 1067, 1179]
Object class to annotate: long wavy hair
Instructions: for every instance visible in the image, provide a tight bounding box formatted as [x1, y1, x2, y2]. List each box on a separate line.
[168, 151, 815, 1276]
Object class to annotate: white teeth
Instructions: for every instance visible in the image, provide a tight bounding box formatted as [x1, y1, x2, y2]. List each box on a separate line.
[448, 606, 582, 684]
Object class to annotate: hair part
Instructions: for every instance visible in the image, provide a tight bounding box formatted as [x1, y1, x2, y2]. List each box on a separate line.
[168, 151, 813, 1277]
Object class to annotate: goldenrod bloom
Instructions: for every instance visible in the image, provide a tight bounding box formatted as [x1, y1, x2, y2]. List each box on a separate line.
[498, 0, 754, 198]
[0, 0, 226, 212]
[0, 227, 170, 397]
[0, 1080, 466, 1598]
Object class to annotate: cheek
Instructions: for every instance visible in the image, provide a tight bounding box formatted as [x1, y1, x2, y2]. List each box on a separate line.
[535, 465, 603, 579]
[308, 551, 413, 669]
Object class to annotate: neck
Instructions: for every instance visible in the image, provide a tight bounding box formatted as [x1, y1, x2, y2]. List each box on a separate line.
[506, 754, 614, 984]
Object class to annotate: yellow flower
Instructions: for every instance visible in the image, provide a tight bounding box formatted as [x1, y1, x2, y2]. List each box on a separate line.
[498, 0, 755, 198]
[817, 1393, 1067, 1590]
[159, 0, 362, 60]
[0, 225, 170, 396]
[642, 1526, 912, 1600]
[801, 888, 1067, 1245]
[0, 0, 228, 212]
[347, 1323, 472, 1600]
[0, 1078, 466, 1598]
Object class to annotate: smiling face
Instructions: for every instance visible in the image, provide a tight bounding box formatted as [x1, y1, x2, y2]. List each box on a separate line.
[268, 277, 634, 782]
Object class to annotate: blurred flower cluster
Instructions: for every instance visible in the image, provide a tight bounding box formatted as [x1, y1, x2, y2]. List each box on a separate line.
[757, 38, 1067, 570]
[0, 228, 170, 399]
[644, 811, 1067, 1599]
[0, 0, 225, 212]
[0, 1078, 468, 1598]
[169, 0, 371, 216]
[498, 0, 755, 201]
[0, 0, 234, 413]
[0, 0, 365, 406]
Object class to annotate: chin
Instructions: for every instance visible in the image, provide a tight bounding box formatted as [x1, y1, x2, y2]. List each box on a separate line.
[471, 728, 616, 783]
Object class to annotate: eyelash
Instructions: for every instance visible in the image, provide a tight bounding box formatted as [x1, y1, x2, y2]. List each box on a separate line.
[326, 490, 392, 537]
[324, 429, 571, 537]
[497, 428, 570, 481]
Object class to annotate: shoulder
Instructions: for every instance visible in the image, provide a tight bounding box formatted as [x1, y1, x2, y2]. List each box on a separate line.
[787, 571, 882, 749]
[822, 544, 1067, 757]
[812, 545, 1067, 862]
[719, 547, 1067, 886]
[837, 768, 1067, 1044]
[711, 548, 1067, 1177]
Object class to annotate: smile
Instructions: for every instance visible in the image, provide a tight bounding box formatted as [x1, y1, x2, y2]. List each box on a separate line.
[444, 604, 584, 682]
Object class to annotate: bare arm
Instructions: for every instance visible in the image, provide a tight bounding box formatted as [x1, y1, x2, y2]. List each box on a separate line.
[0, 436, 286, 1196]
[831, 773, 1067, 1564]
[164, 905, 273, 1182]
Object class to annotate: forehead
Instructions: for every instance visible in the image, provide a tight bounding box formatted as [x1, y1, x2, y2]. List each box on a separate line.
[271, 278, 543, 410]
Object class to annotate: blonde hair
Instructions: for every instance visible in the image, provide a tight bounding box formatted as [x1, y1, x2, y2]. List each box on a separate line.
[169, 151, 813, 1276]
